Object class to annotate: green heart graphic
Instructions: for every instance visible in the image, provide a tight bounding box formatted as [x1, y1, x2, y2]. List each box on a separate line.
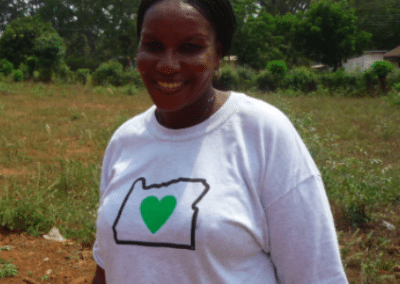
[140, 195, 177, 234]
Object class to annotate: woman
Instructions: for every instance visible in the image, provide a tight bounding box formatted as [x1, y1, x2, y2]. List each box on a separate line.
[92, 0, 348, 283]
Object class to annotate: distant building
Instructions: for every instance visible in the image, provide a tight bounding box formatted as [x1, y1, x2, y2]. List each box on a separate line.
[343, 50, 387, 72]
[383, 46, 400, 67]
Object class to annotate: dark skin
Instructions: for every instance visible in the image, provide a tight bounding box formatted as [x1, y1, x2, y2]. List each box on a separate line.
[136, 0, 229, 129]
[92, 1, 229, 281]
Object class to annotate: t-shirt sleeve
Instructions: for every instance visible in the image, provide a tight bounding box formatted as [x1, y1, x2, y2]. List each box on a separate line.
[253, 104, 348, 283]
[265, 175, 348, 283]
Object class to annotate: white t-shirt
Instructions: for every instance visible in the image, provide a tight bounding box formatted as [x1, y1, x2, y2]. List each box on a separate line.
[93, 92, 348, 283]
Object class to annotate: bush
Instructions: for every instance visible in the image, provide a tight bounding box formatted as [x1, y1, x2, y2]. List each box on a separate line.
[0, 59, 14, 76]
[236, 66, 256, 91]
[267, 60, 287, 77]
[18, 63, 29, 79]
[76, 68, 91, 84]
[66, 56, 100, 72]
[372, 61, 394, 79]
[256, 70, 279, 91]
[55, 63, 74, 83]
[120, 68, 144, 88]
[214, 67, 239, 90]
[283, 67, 317, 93]
[319, 69, 361, 91]
[362, 68, 378, 90]
[12, 70, 24, 82]
[386, 89, 400, 106]
[26, 56, 39, 78]
[386, 68, 400, 90]
[92, 61, 124, 86]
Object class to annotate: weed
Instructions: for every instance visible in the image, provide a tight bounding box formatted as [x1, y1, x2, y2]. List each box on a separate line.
[0, 257, 18, 278]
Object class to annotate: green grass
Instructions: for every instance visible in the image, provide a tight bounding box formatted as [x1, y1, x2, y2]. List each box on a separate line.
[0, 81, 399, 283]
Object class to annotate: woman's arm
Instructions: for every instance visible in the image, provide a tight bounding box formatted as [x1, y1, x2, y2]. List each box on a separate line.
[91, 265, 106, 284]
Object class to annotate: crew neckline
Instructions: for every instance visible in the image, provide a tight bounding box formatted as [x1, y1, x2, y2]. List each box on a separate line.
[147, 91, 240, 141]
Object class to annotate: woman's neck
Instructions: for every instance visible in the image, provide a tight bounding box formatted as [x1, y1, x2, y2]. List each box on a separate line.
[155, 89, 230, 129]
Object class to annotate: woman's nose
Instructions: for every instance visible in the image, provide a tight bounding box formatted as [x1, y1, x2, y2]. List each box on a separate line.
[156, 50, 180, 74]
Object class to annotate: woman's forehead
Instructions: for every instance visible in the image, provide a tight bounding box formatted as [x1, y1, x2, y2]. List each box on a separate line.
[141, 0, 215, 39]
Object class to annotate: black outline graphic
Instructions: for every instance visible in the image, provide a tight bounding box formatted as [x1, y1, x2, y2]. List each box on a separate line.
[112, 177, 210, 250]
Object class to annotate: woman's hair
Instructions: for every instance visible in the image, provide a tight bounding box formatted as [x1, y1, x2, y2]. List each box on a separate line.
[137, 0, 237, 57]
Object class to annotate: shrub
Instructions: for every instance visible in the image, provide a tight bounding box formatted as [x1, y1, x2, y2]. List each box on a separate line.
[55, 62, 74, 83]
[66, 56, 100, 72]
[215, 67, 239, 90]
[256, 70, 278, 91]
[26, 56, 39, 78]
[76, 68, 91, 84]
[92, 61, 124, 86]
[362, 68, 378, 90]
[12, 70, 24, 82]
[283, 67, 317, 93]
[121, 68, 144, 88]
[371, 61, 394, 79]
[236, 66, 256, 91]
[319, 69, 361, 91]
[267, 60, 287, 77]
[385, 89, 400, 106]
[0, 59, 14, 76]
[386, 68, 400, 90]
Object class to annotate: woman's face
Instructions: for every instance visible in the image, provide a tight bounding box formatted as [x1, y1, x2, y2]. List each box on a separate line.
[137, 0, 222, 114]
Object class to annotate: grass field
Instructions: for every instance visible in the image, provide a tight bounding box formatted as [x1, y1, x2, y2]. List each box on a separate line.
[0, 81, 399, 283]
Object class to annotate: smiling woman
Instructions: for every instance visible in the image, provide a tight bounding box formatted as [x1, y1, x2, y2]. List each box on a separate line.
[91, 0, 348, 283]
[136, 0, 224, 129]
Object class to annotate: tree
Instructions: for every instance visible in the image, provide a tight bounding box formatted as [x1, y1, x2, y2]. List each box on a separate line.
[231, 1, 284, 69]
[371, 61, 394, 93]
[0, 15, 57, 68]
[34, 33, 66, 82]
[296, 1, 372, 71]
[348, 0, 400, 50]
[257, 0, 311, 15]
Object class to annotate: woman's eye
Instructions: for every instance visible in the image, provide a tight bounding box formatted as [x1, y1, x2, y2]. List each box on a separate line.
[179, 44, 202, 53]
[144, 42, 164, 53]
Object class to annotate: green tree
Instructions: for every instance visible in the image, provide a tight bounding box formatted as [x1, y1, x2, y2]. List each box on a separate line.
[296, 1, 372, 71]
[34, 33, 66, 82]
[258, 0, 312, 15]
[0, 15, 57, 68]
[371, 61, 394, 93]
[348, 0, 400, 50]
[231, 1, 284, 69]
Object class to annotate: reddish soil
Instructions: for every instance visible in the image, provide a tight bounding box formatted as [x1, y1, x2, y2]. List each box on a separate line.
[0, 231, 96, 284]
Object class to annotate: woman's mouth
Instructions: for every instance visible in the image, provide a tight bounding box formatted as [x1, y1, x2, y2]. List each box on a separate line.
[156, 81, 186, 93]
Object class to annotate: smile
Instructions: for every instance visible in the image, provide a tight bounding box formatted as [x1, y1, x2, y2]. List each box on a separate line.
[157, 81, 185, 93]
[157, 81, 184, 89]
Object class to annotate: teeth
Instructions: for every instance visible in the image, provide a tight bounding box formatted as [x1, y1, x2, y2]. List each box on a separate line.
[157, 81, 183, 89]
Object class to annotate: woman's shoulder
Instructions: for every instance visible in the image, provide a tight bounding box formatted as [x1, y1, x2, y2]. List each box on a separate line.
[109, 106, 156, 142]
[229, 92, 294, 132]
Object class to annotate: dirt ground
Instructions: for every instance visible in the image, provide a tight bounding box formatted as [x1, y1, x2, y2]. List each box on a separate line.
[0, 231, 96, 284]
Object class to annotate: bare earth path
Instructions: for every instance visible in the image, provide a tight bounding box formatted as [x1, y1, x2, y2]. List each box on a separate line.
[0, 231, 96, 284]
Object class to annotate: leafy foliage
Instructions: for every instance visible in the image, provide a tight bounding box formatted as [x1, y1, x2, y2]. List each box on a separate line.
[76, 69, 91, 85]
[267, 60, 287, 77]
[283, 67, 317, 93]
[371, 61, 394, 79]
[26, 56, 39, 78]
[0, 16, 57, 68]
[0, 59, 14, 76]
[92, 61, 124, 86]
[296, 1, 371, 71]
[256, 70, 279, 91]
[12, 70, 24, 82]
